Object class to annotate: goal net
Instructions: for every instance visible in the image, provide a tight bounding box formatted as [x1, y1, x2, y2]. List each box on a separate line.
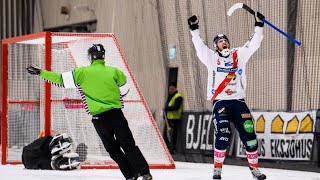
[1, 32, 175, 169]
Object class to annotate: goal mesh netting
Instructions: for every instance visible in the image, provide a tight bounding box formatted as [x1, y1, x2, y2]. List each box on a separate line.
[1, 32, 174, 169]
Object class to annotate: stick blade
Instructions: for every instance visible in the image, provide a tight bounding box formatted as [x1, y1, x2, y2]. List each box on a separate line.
[227, 3, 244, 16]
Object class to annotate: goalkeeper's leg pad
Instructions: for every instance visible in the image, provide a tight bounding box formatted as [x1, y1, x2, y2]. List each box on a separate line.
[49, 133, 72, 155]
[51, 153, 80, 170]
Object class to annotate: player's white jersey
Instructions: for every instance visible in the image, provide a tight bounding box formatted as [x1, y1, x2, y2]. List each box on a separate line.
[190, 27, 263, 100]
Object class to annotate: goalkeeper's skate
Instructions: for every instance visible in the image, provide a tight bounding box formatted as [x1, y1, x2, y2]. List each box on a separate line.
[212, 167, 222, 180]
[250, 167, 266, 180]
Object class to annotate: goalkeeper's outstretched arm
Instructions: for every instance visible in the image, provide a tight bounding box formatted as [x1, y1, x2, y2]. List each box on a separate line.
[26, 65, 76, 88]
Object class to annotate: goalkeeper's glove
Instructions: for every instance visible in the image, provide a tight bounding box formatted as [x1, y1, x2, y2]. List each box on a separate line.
[188, 15, 199, 31]
[254, 12, 265, 27]
[26, 65, 41, 75]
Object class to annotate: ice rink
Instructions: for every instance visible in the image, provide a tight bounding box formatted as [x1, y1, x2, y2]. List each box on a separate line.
[1, 161, 320, 180]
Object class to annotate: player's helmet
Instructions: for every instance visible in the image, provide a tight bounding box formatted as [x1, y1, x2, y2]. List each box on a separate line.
[213, 34, 229, 50]
[213, 34, 231, 57]
[88, 44, 105, 61]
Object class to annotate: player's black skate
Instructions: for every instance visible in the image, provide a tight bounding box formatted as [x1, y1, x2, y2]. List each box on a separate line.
[249, 167, 266, 180]
[142, 173, 153, 180]
[126, 177, 137, 180]
[212, 167, 222, 180]
[126, 175, 138, 180]
[126, 173, 139, 180]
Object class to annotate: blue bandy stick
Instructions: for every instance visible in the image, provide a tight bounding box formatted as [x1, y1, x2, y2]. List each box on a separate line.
[227, 3, 302, 46]
[262, 19, 301, 46]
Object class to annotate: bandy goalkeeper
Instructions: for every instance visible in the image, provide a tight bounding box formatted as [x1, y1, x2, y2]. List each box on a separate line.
[22, 133, 80, 170]
[26, 44, 152, 180]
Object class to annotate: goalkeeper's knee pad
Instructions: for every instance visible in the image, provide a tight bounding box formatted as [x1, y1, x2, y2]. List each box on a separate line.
[49, 133, 72, 156]
[51, 153, 80, 170]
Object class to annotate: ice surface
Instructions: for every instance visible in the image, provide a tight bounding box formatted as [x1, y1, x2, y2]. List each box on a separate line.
[1, 161, 320, 180]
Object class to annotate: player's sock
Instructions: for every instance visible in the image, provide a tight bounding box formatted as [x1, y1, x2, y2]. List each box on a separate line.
[214, 148, 226, 168]
[246, 150, 259, 168]
[213, 148, 226, 180]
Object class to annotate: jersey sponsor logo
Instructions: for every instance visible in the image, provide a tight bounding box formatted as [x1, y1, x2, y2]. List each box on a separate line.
[246, 151, 259, 159]
[225, 82, 236, 86]
[212, 71, 216, 89]
[220, 127, 231, 134]
[218, 111, 228, 117]
[218, 108, 225, 114]
[241, 113, 251, 118]
[226, 74, 237, 80]
[243, 120, 254, 133]
[218, 108, 227, 117]
[219, 120, 229, 123]
[225, 61, 234, 67]
[214, 150, 226, 158]
[217, 67, 238, 73]
[213, 118, 218, 134]
[246, 139, 257, 147]
[219, 137, 229, 141]
[225, 88, 237, 95]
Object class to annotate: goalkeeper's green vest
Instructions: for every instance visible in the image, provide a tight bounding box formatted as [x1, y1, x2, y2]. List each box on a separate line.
[39, 60, 126, 115]
[167, 92, 183, 119]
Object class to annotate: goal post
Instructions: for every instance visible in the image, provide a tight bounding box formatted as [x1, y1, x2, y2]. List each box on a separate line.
[1, 32, 175, 169]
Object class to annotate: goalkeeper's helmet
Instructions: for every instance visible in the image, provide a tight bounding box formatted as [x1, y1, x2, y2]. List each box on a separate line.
[88, 44, 105, 62]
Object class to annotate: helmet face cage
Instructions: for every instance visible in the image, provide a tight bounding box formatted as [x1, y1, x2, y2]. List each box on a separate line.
[88, 44, 105, 62]
[213, 34, 229, 51]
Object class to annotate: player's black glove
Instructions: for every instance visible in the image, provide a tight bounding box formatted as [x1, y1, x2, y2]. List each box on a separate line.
[26, 65, 41, 75]
[188, 15, 199, 31]
[254, 12, 265, 27]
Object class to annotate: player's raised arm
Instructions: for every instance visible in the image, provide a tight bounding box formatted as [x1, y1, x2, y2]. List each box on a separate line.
[239, 12, 264, 62]
[188, 15, 215, 67]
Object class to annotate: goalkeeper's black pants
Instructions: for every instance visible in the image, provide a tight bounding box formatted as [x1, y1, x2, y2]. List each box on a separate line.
[22, 136, 53, 170]
[92, 108, 150, 179]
